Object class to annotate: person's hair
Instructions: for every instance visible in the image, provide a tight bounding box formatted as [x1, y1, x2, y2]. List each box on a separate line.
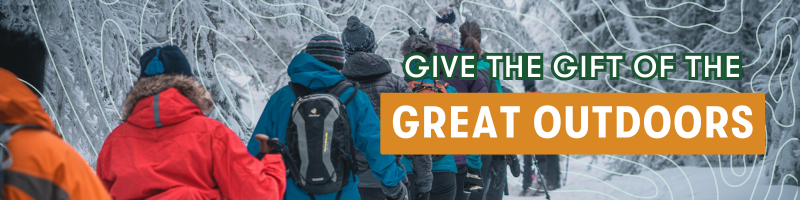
[0, 26, 47, 96]
[459, 21, 482, 58]
[401, 35, 437, 58]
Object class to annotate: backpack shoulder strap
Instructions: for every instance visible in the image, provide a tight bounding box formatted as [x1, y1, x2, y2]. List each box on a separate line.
[0, 123, 42, 197]
[436, 79, 448, 87]
[289, 82, 312, 97]
[329, 81, 360, 105]
[0, 124, 42, 142]
[0, 124, 42, 168]
[328, 81, 352, 97]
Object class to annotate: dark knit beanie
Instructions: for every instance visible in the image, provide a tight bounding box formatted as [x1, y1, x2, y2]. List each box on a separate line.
[304, 34, 346, 70]
[139, 45, 193, 78]
[341, 16, 376, 57]
[435, 7, 457, 24]
[0, 26, 47, 96]
[523, 80, 537, 92]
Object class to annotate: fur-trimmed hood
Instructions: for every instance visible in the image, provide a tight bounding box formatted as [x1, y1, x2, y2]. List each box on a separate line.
[122, 75, 213, 122]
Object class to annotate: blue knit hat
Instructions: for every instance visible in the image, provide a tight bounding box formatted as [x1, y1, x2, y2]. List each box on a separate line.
[305, 34, 346, 70]
[139, 45, 193, 78]
[341, 16, 376, 57]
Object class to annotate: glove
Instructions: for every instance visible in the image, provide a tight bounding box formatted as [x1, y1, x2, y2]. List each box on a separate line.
[463, 167, 483, 193]
[507, 155, 521, 177]
[408, 27, 417, 36]
[419, 28, 430, 39]
[382, 182, 408, 200]
[415, 192, 430, 200]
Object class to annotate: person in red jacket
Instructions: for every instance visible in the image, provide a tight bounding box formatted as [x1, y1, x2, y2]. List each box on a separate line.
[97, 45, 286, 199]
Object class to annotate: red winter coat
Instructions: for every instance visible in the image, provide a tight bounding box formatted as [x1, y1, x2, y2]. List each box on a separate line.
[97, 75, 285, 200]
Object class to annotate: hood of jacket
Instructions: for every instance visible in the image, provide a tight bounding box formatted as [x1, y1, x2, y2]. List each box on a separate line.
[436, 43, 466, 57]
[122, 75, 213, 128]
[0, 68, 56, 134]
[341, 52, 392, 79]
[288, 53, 345, 89]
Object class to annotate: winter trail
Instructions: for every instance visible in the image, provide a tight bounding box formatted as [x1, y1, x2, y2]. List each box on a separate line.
[505, 156, 799, 200]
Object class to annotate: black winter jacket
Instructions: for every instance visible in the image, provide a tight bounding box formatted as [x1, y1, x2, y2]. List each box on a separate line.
[342, 52, 433, 191]
[341, 52, 412, 116]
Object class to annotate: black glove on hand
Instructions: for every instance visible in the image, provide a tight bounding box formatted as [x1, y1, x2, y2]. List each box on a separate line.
[419, 28, 430, 39]
[382, 182, 408, 200]
[464, 167, 483, 193]
[408, 27, 417, 36]
[415, 192, 430, 200]
[507, 155, 521, 177]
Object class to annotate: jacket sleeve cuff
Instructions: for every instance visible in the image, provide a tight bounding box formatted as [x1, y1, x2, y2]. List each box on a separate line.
[259, 154, 283, 164]
[256, 152, 267, 160]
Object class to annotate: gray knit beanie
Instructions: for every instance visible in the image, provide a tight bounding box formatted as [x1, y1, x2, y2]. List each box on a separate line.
[341, 16, 376, 57]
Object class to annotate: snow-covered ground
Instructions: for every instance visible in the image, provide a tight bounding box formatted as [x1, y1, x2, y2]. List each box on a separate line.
[504, 156, 798, 200]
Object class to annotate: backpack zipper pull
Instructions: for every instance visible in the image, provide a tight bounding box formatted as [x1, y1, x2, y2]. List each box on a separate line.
[293, 96, 304, 107]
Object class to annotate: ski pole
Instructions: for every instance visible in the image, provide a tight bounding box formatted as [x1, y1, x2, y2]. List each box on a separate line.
[563, 155, 569, 186]
[533, 155, 551, 200]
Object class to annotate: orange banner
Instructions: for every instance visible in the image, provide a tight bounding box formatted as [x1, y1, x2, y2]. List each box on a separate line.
[380, 93, 765, 155]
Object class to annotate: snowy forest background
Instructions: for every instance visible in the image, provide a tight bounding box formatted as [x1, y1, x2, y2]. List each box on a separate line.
[1, 0, 799, 195]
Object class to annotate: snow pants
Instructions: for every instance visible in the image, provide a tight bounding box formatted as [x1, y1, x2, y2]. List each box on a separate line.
[523, 155, 561, 190]
[468, 155, 493, 200]
[455, 164, 468, 200]
[522, 155, 534, 191]
[408, 172, 456, 200]
[485, 157, 508, 200]
[359, 187, 386, 200]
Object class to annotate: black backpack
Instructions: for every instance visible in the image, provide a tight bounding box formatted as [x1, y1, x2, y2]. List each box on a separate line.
[477, 68, 499, 93]
[283, 81, 359, 199]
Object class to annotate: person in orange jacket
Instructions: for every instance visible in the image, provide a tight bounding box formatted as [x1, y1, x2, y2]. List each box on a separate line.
[0, 26, 112, 200]
[96, 45, 287, 199]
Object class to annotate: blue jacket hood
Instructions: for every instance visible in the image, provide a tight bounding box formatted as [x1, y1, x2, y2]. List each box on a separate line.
[288, 53, 345, 89]
[249, 54, 407, 199]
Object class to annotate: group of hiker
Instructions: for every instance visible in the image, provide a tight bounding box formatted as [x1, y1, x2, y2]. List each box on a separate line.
[0, 6, 564, 200]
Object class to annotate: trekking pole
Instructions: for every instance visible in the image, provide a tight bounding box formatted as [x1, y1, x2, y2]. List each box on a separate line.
[532, 156, 551, 200]
[563, 155, 569, 186]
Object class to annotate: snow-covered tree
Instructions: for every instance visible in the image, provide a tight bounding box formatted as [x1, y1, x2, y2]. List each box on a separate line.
[3, 0, 799, 186]
[526, 0, 798, 185]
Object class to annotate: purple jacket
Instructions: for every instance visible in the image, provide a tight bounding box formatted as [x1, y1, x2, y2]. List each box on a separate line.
[435, 43, 488, 94]
[437, 43, 487, 165]
[454, 155, 467, 165]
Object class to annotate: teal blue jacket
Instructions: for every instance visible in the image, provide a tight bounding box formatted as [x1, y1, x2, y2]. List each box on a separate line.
[246, 53, 405, 200]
